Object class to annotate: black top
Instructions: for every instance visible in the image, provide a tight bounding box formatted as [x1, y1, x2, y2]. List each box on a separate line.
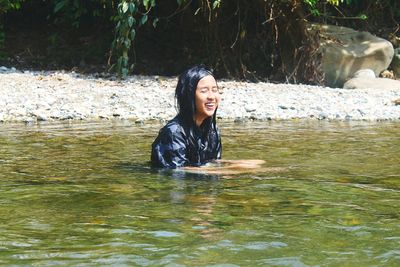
[151, 115, 222, 168]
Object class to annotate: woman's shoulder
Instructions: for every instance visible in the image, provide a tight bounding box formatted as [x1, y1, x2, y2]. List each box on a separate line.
[162, 116, 185, 133]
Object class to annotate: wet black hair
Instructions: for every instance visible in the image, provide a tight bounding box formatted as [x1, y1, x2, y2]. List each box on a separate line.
[175, 65, 218, 129]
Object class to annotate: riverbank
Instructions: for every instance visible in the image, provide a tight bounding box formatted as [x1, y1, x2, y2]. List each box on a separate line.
[1, 67, 400, 123]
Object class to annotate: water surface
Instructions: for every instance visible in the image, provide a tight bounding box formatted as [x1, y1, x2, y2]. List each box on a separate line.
[0, 120, 399, 266]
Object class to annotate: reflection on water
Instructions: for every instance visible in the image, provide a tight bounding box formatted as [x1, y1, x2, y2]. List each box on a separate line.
[0, 120, 399, 266]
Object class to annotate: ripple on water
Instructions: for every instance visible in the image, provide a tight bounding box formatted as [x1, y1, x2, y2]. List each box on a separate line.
[207, 264, 240, 267]
[110, 228, 137, 235]
[243, 241, 288, 250]
[375, 250, 400, 262]
[258, 256, 309, 267]
[148, 230, 182, 238]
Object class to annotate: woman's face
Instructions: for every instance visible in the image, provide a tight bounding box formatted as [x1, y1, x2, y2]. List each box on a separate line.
[194, 75, 221, 126]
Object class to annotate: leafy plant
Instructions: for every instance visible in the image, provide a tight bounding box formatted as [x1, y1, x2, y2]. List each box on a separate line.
[52, 0, 113, 27]
[111, 1, 141, 77]
[0, 0, 24, 60]
[0, 0, 24, 12]
[1, 0, 399, 82]
[0, 23, 5, 60]
[109, 0, 225, 78]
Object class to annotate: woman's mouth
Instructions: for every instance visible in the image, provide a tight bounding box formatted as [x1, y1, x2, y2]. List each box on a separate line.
[205, 103, 216, 110]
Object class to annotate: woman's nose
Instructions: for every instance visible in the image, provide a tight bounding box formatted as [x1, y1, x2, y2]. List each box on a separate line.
[207, 90, 217, 99]
[207, 93, 215, 100]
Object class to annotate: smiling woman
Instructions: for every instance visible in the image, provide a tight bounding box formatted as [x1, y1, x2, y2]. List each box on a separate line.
[151, 65, 222, 168]
[194, 75, 221, 126]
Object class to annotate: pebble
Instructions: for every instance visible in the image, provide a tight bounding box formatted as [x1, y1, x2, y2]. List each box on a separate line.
[0, 68, 400, 123]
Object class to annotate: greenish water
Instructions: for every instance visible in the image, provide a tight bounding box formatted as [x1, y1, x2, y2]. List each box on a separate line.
[0, 120, 399, 266]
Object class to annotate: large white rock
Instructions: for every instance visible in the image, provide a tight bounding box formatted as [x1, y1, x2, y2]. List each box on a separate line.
[352, 69, 376, 79]
[343, 77, 400, 89]
[311, 24, 394, 87]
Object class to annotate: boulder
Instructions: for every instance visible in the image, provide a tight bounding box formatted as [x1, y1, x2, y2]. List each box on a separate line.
[310, 24, 394, 87]
[353, 69, 375, 79]
[343, 77, 400, 89]
[391, 47, 400, 78]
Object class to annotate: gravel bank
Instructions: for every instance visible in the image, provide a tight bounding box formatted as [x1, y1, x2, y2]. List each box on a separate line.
[1, 67, 400, 123]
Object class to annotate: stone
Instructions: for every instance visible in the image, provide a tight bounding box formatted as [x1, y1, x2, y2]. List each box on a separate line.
[31, 109, 49, 121]
[310, 24, 394, 87]
[343, 77, 400, 89]
[380, 70, 394, 79]
[353, 69, 376, 79]
[1, 70, 400, 122]
[278, 105, 288, 110]
[245, 104, 257, 112]
[390, 47, 400, 78]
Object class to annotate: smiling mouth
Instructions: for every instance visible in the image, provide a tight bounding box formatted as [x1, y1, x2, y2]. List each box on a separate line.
[205, 103, 216, 110]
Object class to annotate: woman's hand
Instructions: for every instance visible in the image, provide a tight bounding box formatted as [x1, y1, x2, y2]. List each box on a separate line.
[181, 159, 284, 176]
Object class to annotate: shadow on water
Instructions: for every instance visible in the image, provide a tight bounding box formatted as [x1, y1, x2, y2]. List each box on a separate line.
[115, 161, 223, 181]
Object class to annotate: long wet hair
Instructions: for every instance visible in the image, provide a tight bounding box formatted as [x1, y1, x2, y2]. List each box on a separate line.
[175, 65, 218, 131]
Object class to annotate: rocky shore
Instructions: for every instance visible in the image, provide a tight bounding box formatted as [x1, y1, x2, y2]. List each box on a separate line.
[1, 67, 400, 123]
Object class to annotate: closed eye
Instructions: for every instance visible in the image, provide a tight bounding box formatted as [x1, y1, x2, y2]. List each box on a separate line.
[199, 87, 221, 94]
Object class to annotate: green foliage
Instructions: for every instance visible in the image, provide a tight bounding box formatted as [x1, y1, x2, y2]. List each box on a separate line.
[112, 1, 140, 78]
[0, 24, 5, 60]
[52, 0, 112, 28]
[110, 0, 226, 78]
[303, 0, 368, 23]
[0, 0, 24, 59]
[0, 0, 24, 12]
[1, 0, 399, 81]
[212, 0, 221, 9]
[304, 0, 353, 7]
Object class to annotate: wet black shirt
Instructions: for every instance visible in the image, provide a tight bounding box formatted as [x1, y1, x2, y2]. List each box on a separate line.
[151, 115, 222, 168]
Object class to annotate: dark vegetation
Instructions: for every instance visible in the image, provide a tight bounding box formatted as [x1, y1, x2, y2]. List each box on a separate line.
[0, 0, 399, 85]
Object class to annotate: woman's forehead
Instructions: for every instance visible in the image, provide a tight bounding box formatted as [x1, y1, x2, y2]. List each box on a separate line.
[197, 75, 217, 87]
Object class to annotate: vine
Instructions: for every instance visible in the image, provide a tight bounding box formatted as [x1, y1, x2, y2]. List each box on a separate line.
[110, 0, 222, 78]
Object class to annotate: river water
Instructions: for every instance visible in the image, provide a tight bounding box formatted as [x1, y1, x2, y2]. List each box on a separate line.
[0, 121, 399, 266]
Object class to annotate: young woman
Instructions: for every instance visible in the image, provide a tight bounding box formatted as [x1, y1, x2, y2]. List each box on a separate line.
[151, 65, 222, 168]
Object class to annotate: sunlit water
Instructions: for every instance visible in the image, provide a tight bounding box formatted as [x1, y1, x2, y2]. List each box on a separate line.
[0, 120, 399, 266]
